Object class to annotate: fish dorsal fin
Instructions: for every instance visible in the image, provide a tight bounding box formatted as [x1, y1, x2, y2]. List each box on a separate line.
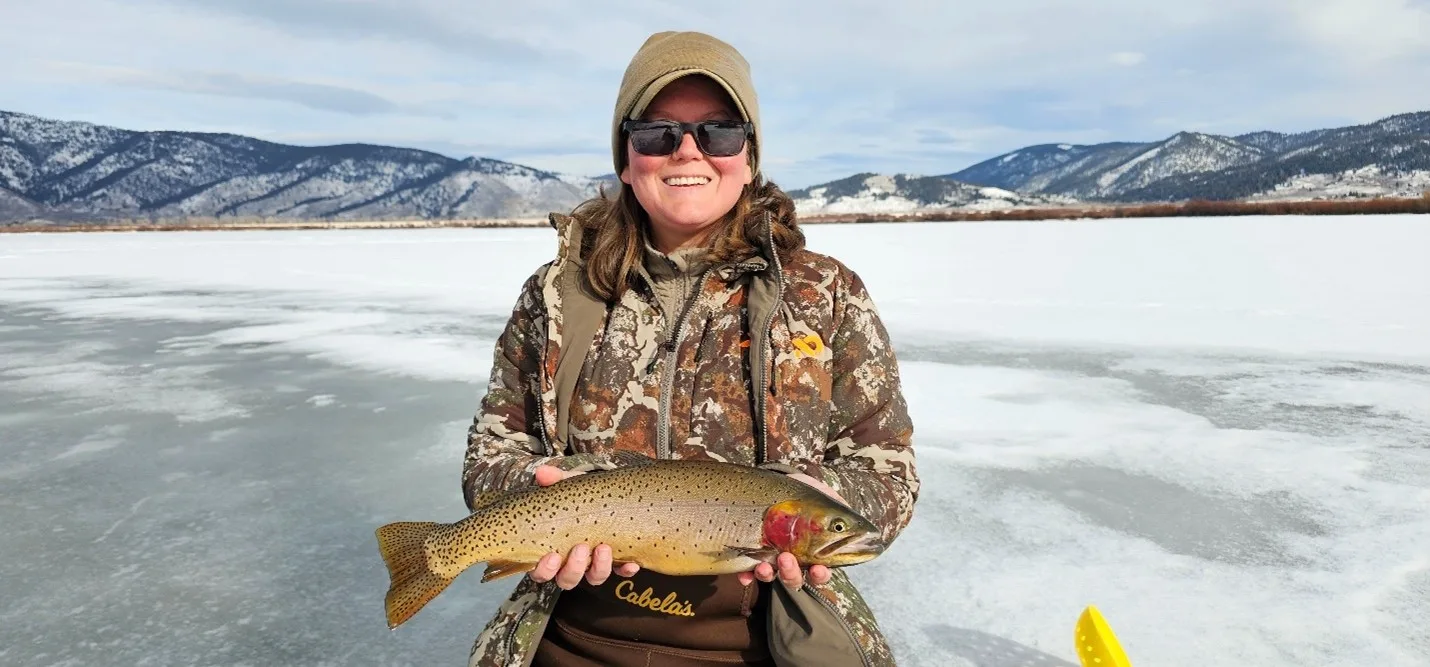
[468, 489, 508, 511]
[609, 450, 657, 468]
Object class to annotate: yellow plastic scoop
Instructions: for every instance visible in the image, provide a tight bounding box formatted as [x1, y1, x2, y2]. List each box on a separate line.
[1075, 605, 1132, 667]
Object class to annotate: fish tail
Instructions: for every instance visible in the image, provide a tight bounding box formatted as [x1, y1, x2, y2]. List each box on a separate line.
[375, 521, 456, 629]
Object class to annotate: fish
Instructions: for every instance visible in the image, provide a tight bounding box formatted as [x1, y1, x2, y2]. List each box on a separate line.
[374, 454, 885, 629]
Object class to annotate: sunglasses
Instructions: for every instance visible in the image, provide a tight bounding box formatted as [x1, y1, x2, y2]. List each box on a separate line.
[622, 119, 753, 158]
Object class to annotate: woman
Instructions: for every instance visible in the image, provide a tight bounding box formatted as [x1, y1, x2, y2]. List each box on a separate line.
[461, 30, 918, 667]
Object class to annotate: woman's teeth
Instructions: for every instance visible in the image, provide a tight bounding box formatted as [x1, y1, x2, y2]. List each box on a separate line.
[663, 176, 710, 186]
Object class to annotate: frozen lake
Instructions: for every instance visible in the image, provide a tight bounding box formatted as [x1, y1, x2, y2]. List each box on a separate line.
[2, 214, 1427, 666]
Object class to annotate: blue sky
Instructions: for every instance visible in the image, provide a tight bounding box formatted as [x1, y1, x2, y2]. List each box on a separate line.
[3, 0, 1428, 189]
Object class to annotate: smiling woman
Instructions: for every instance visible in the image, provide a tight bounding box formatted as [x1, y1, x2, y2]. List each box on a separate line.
[457, 30, 919, 667]
[618, 75, 754, 251]
[617, 72, 755, 250]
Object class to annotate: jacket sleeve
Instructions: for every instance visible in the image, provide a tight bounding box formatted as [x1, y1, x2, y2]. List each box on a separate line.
[460, 266, 557, 508]
[813, 266, 919, 545]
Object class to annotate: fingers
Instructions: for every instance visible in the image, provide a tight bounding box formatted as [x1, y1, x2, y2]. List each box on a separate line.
[528, 551, 563, 583]
[749, 554, 806, 591]
[529, 543, 635, 588]
[534, 465, 585, 487]
[585, 544, 613, 586]
[544, 548, 819, 591]
[775, 552, 803, 591]
[553, 543, 591, 590]
[533, 465, 562, 487]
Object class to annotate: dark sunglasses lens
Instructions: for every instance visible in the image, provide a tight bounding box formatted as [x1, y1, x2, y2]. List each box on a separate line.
[626, 122, 747, 157]
[696, 124, 746, 156]
[629, 125, 678, 155]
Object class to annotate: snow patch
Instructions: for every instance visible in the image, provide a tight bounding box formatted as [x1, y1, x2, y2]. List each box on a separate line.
[52, 439, 121, 460]
[1251, 167, 1430, 201]
[794, 174, 1076, 215]
[1097, 146, 1163, 188]
[306, 394, 338, 408]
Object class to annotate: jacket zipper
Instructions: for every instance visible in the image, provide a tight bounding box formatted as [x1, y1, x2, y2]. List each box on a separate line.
[802, 582, 874, 667]
[655, 266, 713, 459]
[505, 606, 534, 662]
[756, 218, 784, 465]
[758, 218, 863, 662]
[528, 371, 553, 456]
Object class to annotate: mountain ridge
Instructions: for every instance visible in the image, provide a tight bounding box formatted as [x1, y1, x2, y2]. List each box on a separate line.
[4, 108, 1428, 223]
[0, 109, 598, 223]
[945, 110, 1430, 203]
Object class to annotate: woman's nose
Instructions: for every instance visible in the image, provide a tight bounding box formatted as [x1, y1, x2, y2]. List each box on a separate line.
[670, 130, 702, 160]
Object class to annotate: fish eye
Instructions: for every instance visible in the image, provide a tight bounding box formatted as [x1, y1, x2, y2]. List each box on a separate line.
[831, 519, 846, 532]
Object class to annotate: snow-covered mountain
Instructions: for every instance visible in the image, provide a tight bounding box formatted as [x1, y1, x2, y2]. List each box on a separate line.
[0, 185, 47, 223]
[789, 173, 1073, 215]
[6, 107, 1429, 224]
[947, 142, 1142, 193]
[951, 111, 1430, 202]
[1120, 112, 1430, 201]
[0, 110, 591, 222]
[949, 132, 1268, 199]
[1246, 165, 1430, 201]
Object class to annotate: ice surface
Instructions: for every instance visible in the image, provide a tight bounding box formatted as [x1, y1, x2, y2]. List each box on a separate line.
[1, 214, 1427, 666]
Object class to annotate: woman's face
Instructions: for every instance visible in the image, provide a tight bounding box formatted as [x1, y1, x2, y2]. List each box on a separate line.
[620, 75, 753, 252]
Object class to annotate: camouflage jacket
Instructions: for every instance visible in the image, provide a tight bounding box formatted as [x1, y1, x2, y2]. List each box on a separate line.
[460, 210, 919, 666]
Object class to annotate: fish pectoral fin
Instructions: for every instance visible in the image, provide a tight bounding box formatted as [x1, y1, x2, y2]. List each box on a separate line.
[724, 545, 780, 563]
[481, 560, 539, 582]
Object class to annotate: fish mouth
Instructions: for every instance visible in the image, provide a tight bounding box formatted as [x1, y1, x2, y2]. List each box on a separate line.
[816, 532, 885, 561]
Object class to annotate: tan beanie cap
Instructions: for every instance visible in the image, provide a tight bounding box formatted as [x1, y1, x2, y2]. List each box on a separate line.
[611, 31, 761, 177]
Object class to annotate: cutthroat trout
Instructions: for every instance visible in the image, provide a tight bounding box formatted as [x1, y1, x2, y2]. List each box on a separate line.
[374, 456, 884, 629]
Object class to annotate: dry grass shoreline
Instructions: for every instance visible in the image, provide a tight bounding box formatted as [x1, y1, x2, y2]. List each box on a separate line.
[0, 217, 550, 233]
[3, 196, 1428, 233]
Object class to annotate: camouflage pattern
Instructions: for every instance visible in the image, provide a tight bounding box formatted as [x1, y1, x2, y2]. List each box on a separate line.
[804, 570, 896, 665]
[466, 577, 558, 666]
[461, 212, 918, 666]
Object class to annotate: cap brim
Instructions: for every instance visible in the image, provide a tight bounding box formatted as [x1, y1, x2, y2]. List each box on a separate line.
[628, 68, 750, 122]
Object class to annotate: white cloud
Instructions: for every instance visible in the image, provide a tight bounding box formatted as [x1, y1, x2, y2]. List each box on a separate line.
[1282, 0, 1430, 66]
[0, 0, 1426, 188]
[42, 62, 427, 117]
[1111, 52, 1147, 67]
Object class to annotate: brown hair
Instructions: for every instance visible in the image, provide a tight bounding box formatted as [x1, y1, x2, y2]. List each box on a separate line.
[572, 175, 805, 302]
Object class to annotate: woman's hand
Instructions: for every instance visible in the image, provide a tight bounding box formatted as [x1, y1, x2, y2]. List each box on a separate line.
[738, 471, 846, 591]
[739, 552, 833, 590]
[527, 465, 640, 589]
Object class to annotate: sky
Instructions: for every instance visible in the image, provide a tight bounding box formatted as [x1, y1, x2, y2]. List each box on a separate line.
[2, 0, 1429, 189]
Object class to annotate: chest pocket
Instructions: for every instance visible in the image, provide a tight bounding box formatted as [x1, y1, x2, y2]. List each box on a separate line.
[761, 307, 835, 462]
